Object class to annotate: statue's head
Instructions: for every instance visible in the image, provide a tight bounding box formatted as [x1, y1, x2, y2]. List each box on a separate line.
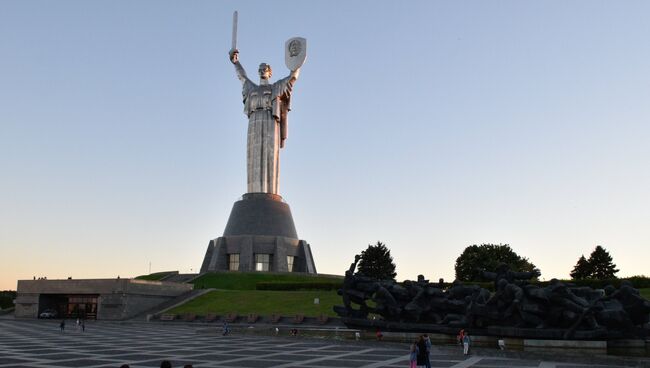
[258, 63, 272, 80]
[497, 279, 508, 291]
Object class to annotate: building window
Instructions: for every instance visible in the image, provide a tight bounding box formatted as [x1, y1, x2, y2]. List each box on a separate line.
[255, 254, 271, 272]
[287, 255, 295, 272]
[228, 254, 240, 271]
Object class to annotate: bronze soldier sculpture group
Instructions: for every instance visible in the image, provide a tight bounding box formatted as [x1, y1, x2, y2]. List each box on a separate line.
[334, 256, 650, 339]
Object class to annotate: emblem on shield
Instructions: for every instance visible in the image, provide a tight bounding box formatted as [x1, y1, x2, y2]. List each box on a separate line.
[285, 37, 307, 71]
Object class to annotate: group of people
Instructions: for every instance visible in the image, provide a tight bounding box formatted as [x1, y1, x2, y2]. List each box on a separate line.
[408, 331, 473, 367]
[58, 318, 85, 332]
[408, 334, 432, 368]
[457, 329, 471, 355]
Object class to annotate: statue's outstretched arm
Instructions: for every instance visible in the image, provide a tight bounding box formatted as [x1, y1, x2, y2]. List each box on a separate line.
[348, 254, 360, 273]
[234, 62, 248, 84]
[229, 49, 248, 84]
[289, 68, 300, 82]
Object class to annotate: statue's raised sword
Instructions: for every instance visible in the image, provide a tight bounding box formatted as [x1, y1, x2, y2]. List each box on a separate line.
[231, 10, 238, 52]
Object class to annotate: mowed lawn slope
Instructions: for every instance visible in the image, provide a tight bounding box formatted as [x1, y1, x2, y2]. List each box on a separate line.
[167, 289, 340, 317]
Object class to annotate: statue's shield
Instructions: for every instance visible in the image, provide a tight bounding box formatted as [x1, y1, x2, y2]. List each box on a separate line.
[285, 37, 307, 71]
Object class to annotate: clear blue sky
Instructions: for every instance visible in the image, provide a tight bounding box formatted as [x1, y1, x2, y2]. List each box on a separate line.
[1, 1, 649, 290]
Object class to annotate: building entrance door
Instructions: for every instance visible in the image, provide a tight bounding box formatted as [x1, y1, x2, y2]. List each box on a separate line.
[66, 295, 98, 320]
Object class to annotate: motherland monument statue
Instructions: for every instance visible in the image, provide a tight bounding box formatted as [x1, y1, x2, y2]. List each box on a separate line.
[201, 12, 316, 274]
[228, 28, 305, 194]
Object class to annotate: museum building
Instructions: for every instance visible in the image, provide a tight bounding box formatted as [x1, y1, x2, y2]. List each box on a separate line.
[15, 278, 192, 320]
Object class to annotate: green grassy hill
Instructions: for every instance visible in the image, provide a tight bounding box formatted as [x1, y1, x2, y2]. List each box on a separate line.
[153, 272, 344, 318]
[168, 289, 340, 317]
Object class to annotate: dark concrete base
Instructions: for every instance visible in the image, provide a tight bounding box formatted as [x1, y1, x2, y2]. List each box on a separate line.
[200, 235, 316, 273]
[200, 193, 317, 273]
[224, 193, 298, 238]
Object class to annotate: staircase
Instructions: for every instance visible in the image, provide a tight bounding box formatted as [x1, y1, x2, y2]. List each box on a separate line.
[130, 288, 213, 320]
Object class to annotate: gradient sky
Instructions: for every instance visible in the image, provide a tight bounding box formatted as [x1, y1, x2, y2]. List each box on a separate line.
[1, 1, 649, 290]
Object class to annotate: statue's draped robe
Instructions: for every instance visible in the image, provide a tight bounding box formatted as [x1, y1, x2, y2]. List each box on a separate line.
[241, 76, 294, 194]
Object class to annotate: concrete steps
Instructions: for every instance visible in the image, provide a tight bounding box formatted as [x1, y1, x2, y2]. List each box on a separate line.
[130, 288, 212, 320]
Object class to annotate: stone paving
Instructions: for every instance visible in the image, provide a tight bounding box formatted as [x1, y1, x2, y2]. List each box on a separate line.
[0, 319, 640, 368]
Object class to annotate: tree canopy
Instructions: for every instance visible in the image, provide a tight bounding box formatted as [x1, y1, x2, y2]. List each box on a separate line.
[570, 246, 619, 280]
[454, 243, 538, 282]
[0, 291, 16, 310]
[357, 241, 397, 280]
[570, 255, 592, 280]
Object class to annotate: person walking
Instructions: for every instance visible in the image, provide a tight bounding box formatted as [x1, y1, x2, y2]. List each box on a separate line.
[416, 335, 428, 367]
[457, 329, 465, 345]
[59, 319, 65, 332]
[81, 320, 85, 332]
[409, 341, 418, 368]
[463, 332, 471, 355]
[424, 334, 432, 368]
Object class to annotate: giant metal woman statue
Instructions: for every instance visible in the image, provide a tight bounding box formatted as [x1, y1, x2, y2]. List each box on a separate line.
[229, 48, 301, 195]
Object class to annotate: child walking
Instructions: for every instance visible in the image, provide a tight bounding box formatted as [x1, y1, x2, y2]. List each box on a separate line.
[463, 332, 471, 355]
[409, 341, 418, 368]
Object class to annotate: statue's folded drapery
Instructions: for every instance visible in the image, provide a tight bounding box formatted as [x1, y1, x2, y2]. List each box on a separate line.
[240, 75, 294, 194]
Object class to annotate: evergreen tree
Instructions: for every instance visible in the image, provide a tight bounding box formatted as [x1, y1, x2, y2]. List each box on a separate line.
[454, 243, 538, 282]
[588, 245, 619, 279]
[570, 255, 592, 280]
[357, 241, 397, 280]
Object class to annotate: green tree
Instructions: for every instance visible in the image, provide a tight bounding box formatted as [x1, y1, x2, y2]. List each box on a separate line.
[588, 245, 619, 279]
[0, 291, 16, 310]
[357, 241, 397, 280]
[570, 255, 593, 280]
[454, 244, 538, 282]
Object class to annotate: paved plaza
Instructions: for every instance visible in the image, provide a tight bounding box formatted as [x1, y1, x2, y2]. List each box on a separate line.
[0, 319, 645, 368]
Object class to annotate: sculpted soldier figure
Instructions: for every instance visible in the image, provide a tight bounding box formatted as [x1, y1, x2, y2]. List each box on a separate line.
[229, 49, 300, 194]
[334, 255, 375, 319]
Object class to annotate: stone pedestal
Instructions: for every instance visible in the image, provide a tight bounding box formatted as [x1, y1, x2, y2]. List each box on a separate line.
[200, 193, 316, 273]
